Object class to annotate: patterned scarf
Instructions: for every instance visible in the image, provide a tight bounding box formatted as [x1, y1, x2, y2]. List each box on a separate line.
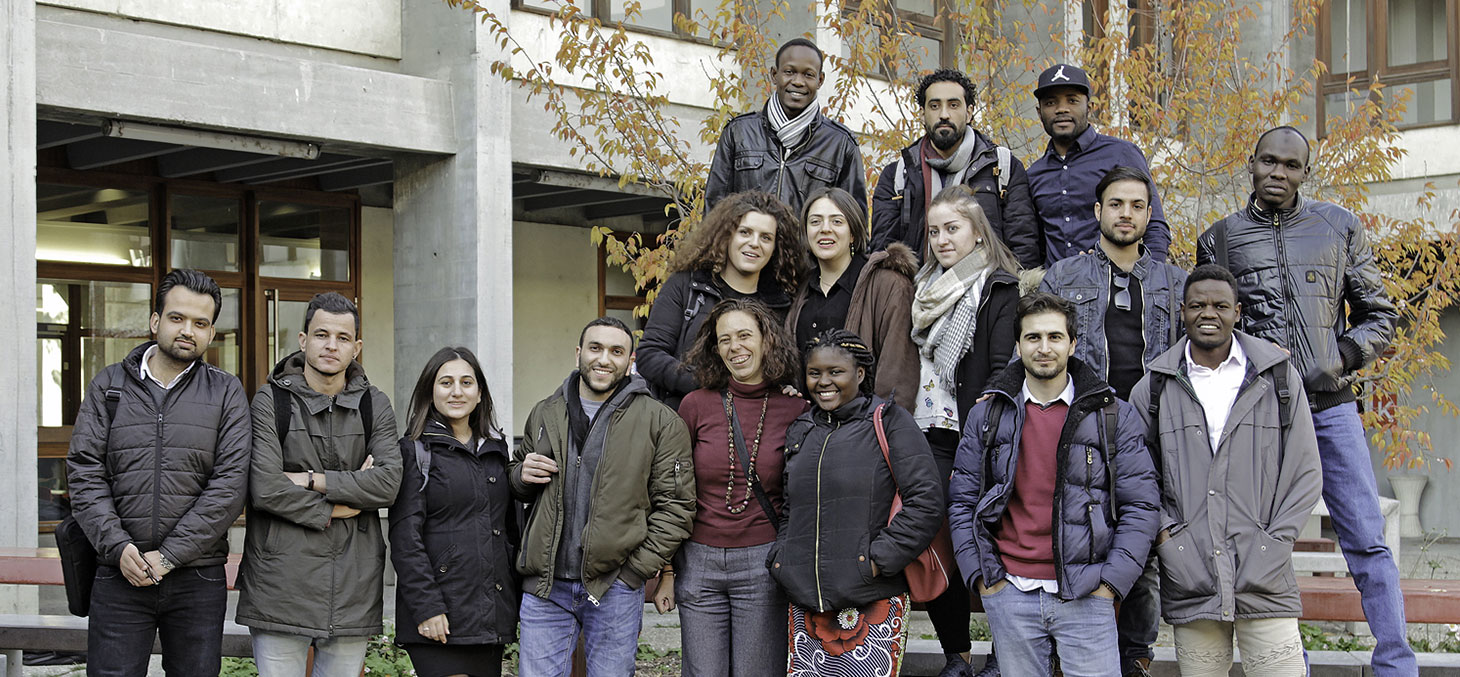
[921, 128, 979, 201]
[766, 94, 821, 150]
[911, 249, 990, 392]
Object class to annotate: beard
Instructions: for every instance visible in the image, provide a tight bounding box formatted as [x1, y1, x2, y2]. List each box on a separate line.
[578, 360, 626, 395]
[1025, 358, 1068, 382]
[929, 123, 965, 151]
[157, 336, 203, 364]
[1100, 221, 1146, 247]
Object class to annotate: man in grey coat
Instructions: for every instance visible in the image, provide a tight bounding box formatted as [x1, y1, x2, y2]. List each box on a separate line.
[1129, 265, 1321, 676]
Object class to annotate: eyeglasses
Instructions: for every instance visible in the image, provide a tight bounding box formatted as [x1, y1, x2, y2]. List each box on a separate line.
[1113, 273, 1132, 311]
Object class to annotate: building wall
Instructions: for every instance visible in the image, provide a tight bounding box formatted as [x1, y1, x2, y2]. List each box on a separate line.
[511, 220, 600, 434]
[361, 206, 396, 415]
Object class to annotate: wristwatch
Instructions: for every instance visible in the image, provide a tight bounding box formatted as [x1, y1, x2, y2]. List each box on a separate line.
[159, 553, 176, 572]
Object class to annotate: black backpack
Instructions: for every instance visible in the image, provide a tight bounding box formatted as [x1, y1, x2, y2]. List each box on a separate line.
[57, 373, 126, 617]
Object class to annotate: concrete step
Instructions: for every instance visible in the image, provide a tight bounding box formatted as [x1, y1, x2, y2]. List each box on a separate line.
[1294, 550, 1352, 575]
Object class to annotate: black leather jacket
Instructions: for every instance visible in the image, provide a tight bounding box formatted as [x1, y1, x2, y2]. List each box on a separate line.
[705, 106, 866, 215]
[1197, 194, 1396, 409]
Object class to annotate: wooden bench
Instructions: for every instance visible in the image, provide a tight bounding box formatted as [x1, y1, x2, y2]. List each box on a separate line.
[1299, 576, 1460, 624]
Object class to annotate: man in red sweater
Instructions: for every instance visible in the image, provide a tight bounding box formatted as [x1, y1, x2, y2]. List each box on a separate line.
[947, 292, 1158, 676]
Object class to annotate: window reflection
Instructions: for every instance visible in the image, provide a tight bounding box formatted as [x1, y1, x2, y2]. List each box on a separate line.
[36, 279, 152, 427]
[171, 194, 241, 272]
[36, 184, 152, 267]
[259, 201, 351, 281]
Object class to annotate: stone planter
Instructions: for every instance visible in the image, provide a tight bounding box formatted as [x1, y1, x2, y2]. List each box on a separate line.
[1388, 474, 1429, 539]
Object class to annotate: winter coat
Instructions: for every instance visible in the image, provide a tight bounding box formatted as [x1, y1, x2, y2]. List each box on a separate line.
[705, 107, 867, 215]
[236, 352, 402, 638]
[638, 269, 791, 410]
[948, 270, 1021, 427]
[509, 374, 695, 602]
[1128, 332, 1322, 624]
[948, 358, 1158, 600]
[389, 420, 519, 646]
[786, 243, 920, 411]
[1039, 247, 1188, 381]
[67, 342, 252, 568]
[870, 130, 1043, 268]
[1196, 194, 1397, 410]
[770, 396, 944, 611]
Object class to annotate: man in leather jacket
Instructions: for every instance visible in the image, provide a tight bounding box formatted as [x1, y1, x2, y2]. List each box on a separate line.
[1197, 126, 1411, 676]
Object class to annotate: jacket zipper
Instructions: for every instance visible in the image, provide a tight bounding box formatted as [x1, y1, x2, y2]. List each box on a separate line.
[813, 420, 840, 612]
[1271, 213, 1295, 349]
[580, 405, 630, 606]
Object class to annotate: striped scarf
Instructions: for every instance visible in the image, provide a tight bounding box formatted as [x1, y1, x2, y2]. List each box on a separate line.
[766, 95, 821, 150]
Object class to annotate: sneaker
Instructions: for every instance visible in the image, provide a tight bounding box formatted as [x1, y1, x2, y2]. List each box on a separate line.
[1123, 657, 1154, 677]
[972, 653, 999, 677]
[938, 656, 972, 677]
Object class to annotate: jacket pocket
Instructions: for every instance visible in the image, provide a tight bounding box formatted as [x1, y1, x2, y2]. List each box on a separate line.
[803, 158, 836, 184]
[734, 153, 765, 171]
[1087, 501, 1110, 564]
[429, 543, 460, 576]
[1155, 525, 1216, 600]
[1238, 530, 1296, 597]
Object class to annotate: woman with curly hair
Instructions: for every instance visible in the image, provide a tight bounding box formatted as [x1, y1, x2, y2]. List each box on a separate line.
[770, 329, 943, 676]
[638, 191, 807, 410]
[652, 298, 808, 676]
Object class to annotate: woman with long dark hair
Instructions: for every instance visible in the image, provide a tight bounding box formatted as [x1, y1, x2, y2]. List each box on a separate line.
[389, 347, 515, 677]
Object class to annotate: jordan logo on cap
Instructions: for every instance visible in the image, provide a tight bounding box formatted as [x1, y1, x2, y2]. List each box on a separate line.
[1052, 65, 1070, 82]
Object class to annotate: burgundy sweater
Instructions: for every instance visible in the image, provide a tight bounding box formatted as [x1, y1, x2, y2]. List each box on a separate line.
[678, 380, 808, 548]
[993, 400, 1067, 580]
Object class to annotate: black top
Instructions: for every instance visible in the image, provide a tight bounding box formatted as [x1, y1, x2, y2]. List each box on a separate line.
[1104, 270, 1145, 400]
[795, 254, 866, 349]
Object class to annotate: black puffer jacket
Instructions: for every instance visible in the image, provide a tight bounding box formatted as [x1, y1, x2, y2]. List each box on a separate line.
[871, 130, 1042, 268]
[705, 106, 867, 215]
[637, 269, 791, 410]
[390, 421, 518, 646]
[67, 342, 252, 568]
[1197, 195, 1397, 410]
[769, 397, 943, 611]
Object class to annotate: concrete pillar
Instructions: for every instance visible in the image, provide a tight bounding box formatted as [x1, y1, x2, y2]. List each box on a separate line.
[0, 0, 40, 614]
[394, 0, 514, 430]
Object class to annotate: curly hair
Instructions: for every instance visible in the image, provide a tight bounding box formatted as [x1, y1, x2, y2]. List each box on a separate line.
[804, 328, 877, 396]
[674, 191, 804, 296]
[684, 298, 801, 390]
[916, 68, 977, 108]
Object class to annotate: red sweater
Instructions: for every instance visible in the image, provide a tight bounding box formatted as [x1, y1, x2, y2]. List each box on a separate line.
[993, 400, 1068, 580]
[677, 380, 808, 548]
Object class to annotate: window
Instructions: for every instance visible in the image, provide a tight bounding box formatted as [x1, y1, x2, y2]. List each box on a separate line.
[514, 0, 715, 38]
[599, 233, 648, 331]
[1082, 0, 1156, 51]
[1320, 0, 1459, 133]
[839, 0, 950, 80]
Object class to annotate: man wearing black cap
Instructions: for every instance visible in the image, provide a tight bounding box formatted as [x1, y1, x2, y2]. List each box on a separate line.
[1026, 63, 1170, 269]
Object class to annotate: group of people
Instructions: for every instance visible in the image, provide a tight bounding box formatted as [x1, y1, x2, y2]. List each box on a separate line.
[63, 35, 1413, 677]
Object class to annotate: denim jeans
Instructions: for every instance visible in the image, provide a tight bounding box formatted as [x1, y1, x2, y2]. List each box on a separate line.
[1116, 554, 1160, 673]
[980, 583, 1119, 677]
[675, 541, 785, 677]
[1312, 402, 1416, 675]
[86, 563, 227, 677]
[518, 579, 644, 677]
[250, 630, 369, 677]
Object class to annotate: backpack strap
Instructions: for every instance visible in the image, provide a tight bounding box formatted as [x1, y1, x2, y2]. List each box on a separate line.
[1101, 400, 1120, 523]
[994, 146, 1012, 198]
[272, 383, 291, 448]
[361, 389, 375, 441]
[1272, 364, 1292, 434]
[893, 155, 907, 194]
[414, 439, 431, 492]
[1144, 372, 1168, 461]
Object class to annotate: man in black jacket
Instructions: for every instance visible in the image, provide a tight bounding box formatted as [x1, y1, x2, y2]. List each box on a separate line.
[67, 269, 252, 676]
[705, 38, 866, 215]
[1197, 126, 1412, 675]
[872, 68, 1041, 268]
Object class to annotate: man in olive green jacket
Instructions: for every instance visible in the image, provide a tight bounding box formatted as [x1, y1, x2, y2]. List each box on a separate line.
[511, 316, 694, 676]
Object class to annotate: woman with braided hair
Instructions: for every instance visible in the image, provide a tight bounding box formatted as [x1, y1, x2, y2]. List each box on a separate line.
[769, 329, 943, 676]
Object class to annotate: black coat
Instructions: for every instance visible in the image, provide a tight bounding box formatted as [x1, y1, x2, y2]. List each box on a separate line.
[705, 107, 867, 215]
[769, 397, 943, 611]
[949, 270, 1021, 426]
[389, 421, 519, 646]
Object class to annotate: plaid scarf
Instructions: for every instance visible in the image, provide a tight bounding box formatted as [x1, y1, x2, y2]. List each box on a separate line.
[766, 95, 821, 150]
[911, 249, 990, 392]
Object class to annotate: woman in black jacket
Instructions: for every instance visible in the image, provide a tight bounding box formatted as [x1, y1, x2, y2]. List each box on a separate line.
[637, 191, 806, 410]
[771, 329, 943, 677]
[389, 347, 516, 677]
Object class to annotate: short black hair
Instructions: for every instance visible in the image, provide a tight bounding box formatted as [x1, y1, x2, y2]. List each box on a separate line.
[775, 38, 824, 68]
[916, 68, 977, 108]
[579, 316, 636, 351]
[805, 328, 877, 396]
[1016, 291, 1077, 339]
[304, 292, 360, 337]
[1094, 165, 1153, 204]
[1255, 125, 1311, 165]
[1184, 264, 1240, 300]
[155, 269, 222, 323]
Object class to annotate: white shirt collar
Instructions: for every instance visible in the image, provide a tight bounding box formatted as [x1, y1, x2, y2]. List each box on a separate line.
[139, 344, 198, 390]
[1021, 374, 1075, 407]
[1184, 336, 1247, 375]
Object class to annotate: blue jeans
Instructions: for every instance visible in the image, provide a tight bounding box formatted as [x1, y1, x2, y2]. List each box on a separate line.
[1116, 554, 1160, 673]
[86, 564, 227, 677]
[518, 579, 644, 677]
[675, 541, 785, 677]
[250, 630, 369, 677]
[1311, 402, 1416, 675]
[980, 583, 1119, 677]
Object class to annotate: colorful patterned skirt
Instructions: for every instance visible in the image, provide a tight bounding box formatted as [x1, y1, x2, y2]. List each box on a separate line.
[787, 594, 910, 676]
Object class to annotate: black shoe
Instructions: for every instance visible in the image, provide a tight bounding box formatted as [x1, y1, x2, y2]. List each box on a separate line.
[938, 655, 972, 677]
[972, 653, 999, 677]
[1122, 657, 1154, 677]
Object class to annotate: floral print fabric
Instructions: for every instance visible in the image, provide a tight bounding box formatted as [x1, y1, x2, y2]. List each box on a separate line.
[787, 594, 909, 676]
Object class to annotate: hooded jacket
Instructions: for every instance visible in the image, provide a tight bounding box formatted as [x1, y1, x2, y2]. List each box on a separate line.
[68, 342, 252, 568]
[509, 373, 695, 602]
[786, 242, 920, 411]
[1128, 332, 1322, 624]
[706, 106, 867, 215]
[235, 352, 401, 638]
[870, 129, 1042, 268]
[1196, 195, 1397, 410]
[948, 358, 1158, 600]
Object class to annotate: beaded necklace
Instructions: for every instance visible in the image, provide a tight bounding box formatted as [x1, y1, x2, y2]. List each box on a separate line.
[722, 391, 770, 513]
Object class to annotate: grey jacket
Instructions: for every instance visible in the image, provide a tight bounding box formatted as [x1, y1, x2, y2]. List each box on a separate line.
[1039, 246, 1187, 383]
[236, 352, 401, 638]
[68, 342, 252, 568]
[1128, 332, 1322, 624]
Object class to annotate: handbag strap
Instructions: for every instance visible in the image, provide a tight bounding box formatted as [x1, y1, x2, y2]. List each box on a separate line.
[872, 403, 901, 526]
[723, 391, 780, 532]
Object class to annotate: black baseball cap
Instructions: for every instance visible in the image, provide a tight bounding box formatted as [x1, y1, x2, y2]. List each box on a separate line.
[1034, 63, 1091, 99]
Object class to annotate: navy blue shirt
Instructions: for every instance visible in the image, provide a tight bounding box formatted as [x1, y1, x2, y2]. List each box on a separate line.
[1027, 125, 1169, 267]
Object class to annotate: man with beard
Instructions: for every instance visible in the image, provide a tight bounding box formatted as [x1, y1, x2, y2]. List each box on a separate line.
[1038, 165, 1185, 676]
[947, 292, 1157, 677]
[237, 292, 401, 677]
[1027, 64, 1169, 267]
[872, 68, 1041, 268]
[68, 269, 251, 676]
[1198, 126, 1412, 675]
[511, 316, 695, 675]
[705, 38, 865, 215]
